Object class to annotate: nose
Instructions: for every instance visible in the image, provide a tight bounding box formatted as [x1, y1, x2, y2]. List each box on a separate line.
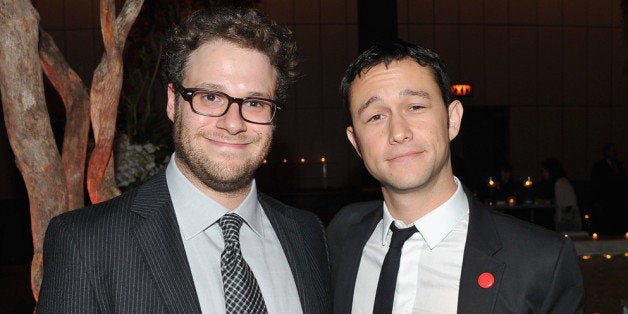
[216, 101, 247, 134]
[389, 114, 412, 144]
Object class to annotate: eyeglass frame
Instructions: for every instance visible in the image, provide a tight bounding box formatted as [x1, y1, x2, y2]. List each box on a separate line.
[174, 84, 281, 125]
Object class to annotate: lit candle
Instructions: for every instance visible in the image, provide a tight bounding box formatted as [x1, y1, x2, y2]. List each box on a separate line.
[592, 233, 598, 240]
[523, 177, 533, 188]
[300, 158, 306, 164]
[603, 253, 612, 260]
[584, 214, 590, 221]
[321, 157, 328, 189]
[507, 197, 515, 206]
[625, 232, 628, 240]
[488, 177, 495, 187]
[282, 158, 288, 164]
[581, 255, 591, 260]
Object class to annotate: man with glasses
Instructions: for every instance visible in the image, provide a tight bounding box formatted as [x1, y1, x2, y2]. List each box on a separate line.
[38, 7, 330, 313]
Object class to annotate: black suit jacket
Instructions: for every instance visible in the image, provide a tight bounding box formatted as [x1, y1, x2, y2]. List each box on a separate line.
[327, 192, 584, 313]
[38, 169, 331, 313]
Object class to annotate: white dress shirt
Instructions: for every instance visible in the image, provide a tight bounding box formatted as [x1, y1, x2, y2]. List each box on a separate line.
[166, 156, 303, 314]
[353, 177, 470, 314]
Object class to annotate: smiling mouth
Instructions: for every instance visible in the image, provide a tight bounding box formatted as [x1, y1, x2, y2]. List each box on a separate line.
[387, 151, 423, 162]
[204, 136, 251, 148]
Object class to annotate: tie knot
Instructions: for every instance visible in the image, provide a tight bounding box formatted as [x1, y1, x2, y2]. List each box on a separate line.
[219, 213, 244, 244]
[389, 223, 417, 248]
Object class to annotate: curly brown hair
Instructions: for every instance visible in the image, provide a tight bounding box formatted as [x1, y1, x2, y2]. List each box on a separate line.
[161, 7, 298, 104]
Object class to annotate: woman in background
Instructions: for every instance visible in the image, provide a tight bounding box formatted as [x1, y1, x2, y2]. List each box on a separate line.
[541, 158, 582, 233]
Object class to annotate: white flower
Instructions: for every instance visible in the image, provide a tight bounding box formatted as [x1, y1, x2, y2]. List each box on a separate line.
[114, 133, 168, 189]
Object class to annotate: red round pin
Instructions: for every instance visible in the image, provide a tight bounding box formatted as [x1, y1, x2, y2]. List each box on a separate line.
[477, 272, 494, 289]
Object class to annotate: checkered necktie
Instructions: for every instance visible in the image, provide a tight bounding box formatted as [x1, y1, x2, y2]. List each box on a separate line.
[219, 213, 268, 314]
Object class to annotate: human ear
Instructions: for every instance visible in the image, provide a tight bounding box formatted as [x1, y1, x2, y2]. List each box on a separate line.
[447, 100, 463, 140]
[346, 126, 362, 158]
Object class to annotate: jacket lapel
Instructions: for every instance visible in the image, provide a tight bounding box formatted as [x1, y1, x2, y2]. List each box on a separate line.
[334, 205, 382, 314]
[130, 170, 202, 313]
[457, 195, 505, 313]
[259, 194, 330, 314]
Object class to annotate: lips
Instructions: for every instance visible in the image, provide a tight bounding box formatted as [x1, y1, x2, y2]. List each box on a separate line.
[386, 150, 423, 162]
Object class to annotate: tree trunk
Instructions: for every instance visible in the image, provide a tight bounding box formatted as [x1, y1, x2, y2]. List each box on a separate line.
[87, 0, 144, 203]
[39, 30, 91, 211]
[0, 0, 68, 300]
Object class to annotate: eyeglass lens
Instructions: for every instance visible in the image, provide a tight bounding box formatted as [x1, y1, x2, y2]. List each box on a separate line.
[191, 90, 275, 123]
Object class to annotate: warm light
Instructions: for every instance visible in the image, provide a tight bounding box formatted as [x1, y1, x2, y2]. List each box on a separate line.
[584, 214, 590, 220]
[488, 177, 496, 187]
[625, 232, 628, 240]
[262, 159, 268, 164]
[581, 255, 591, 260]
[592, 233, 598, 240]
[564, 234, 569, 238]
[320, 157, 326, 163]
[624, 252, 628, 257]
[603, 253, 612, 260]
[282, 159, 288, 164]
[451, 84, 473, 96]
[523, 177, 533, 187]
[507, 197, 515, 206]
[300, 158, 306, 164]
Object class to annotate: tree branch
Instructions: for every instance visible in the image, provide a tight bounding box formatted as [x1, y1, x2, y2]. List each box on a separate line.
[39, 28, 91, 211]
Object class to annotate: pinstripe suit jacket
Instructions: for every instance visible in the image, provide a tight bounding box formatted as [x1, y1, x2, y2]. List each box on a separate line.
[327, 191, 585, 313]
[37, 169, 331, 313]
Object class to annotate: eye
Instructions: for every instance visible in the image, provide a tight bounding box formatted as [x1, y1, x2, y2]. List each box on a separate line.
[201, 92, 220, 102]
[409, 104, 425, 112]
[366, 114, 383, 123]
[245, 99, 263, 108]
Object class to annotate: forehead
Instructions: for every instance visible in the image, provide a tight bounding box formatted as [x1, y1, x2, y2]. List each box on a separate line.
[349, 59, 440, 104]
[185, 40, 276, 79]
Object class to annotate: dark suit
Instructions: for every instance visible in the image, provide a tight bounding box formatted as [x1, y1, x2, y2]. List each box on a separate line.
[38, 169, 331, 313]
[327, 192, 584, 313]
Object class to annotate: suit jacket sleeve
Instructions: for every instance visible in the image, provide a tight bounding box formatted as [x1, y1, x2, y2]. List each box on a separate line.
[540, 238, 585, 313]
[37, 215, 100, 313]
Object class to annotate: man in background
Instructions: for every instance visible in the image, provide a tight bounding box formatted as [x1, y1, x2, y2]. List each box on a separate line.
[38, 7, 330, 313]
[592, 142, 627, 235]
[327, 40, 584, 313]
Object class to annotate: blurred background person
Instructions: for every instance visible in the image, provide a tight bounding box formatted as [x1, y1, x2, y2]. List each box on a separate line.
[541, 158, 582, 233]
[591, 143, 627, 235]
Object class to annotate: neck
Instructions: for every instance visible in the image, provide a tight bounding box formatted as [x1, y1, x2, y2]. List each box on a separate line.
[382, 175, 458, 225]
[175, 158, 252, 210]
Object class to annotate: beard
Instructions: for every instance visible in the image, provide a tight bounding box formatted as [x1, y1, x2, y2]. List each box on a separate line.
[172, 111, 272, 193]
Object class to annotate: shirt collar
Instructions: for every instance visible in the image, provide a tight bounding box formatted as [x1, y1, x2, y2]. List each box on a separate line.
[166, 153, 265, 240]
[381, 176, 469, 249]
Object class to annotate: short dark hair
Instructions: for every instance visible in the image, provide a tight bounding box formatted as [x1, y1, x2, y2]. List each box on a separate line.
[161, 7, 298, 104]
[340, 39, 453, 117]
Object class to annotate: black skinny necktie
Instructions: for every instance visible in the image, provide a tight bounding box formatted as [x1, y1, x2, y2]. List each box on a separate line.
[373, 223, 418, 314]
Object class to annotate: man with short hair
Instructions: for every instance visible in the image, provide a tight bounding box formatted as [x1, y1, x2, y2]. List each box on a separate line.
[38, 7, 330, 313]
[327, 40, 584, 313]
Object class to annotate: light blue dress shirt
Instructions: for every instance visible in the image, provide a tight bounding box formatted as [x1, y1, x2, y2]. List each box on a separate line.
[166, 157, 303, 314]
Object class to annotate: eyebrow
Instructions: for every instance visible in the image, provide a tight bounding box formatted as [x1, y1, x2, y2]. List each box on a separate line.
[400, 88, 431, 99]
[195, 82, 272, 98]
[356, 89, 432, 116]
[356, 96, 381, 116]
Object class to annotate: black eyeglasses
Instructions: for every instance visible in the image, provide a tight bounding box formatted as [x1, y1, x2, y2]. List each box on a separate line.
[175, 85, 281, 125]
